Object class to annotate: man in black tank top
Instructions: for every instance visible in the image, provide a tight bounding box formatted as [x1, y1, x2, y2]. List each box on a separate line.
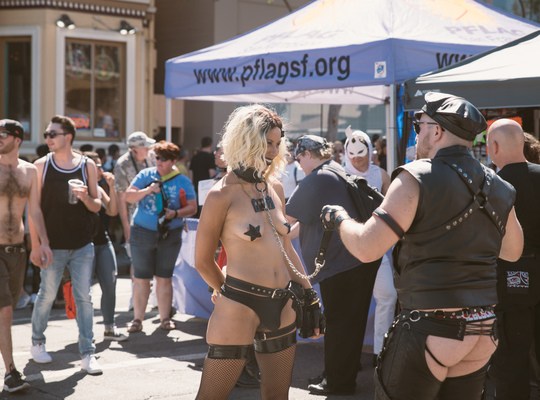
[29, 116, 103, 375]
[486, 119, 540, 400]
[321, 93, 524, 400]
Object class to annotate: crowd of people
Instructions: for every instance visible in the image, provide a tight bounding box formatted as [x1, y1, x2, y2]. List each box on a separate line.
[1, 91, 539, 399]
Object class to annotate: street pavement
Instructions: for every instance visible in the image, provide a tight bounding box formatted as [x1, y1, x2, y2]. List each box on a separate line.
[2, 276, 376, 400]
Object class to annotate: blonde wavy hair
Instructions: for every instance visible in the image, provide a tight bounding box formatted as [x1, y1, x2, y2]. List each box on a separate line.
[221, 104, 287, 179]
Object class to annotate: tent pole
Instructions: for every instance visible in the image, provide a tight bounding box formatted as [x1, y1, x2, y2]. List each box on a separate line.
[387, 84, 397, 172]
[166, 98, 172, 143]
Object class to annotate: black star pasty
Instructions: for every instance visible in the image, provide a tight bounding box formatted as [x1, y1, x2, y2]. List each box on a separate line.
[244, 224, 262, 241]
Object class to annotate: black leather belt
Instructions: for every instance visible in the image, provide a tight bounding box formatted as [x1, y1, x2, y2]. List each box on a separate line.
[400, 306, 496, 322]
[0, 244, 26, 254]
[223, 276, 291, 299]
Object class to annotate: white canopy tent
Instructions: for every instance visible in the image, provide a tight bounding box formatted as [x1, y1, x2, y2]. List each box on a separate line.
[404, 29, 540, 110]
[165, 0, 540, 170]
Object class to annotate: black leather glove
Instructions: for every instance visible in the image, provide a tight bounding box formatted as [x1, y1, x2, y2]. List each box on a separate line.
[321, 205, 351, 231]
[299, 288, 326, 338]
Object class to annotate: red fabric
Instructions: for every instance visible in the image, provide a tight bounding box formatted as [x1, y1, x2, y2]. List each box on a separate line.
[216, 246, 227, 270]
[179, 188, 187, 207]
[63, 280, 77, 319]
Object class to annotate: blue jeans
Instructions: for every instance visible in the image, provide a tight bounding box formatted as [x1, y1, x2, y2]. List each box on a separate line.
[94, 241, 117, 327]
[31, 243, 96, 356]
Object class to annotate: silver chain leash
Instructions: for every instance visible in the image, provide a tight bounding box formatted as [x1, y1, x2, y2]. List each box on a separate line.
[259, 184, 323, 280]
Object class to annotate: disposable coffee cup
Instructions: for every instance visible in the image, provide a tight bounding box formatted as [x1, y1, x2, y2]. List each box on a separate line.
[68, 179, 84, 204]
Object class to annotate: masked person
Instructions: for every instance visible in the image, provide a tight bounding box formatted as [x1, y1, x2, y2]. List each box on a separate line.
[194, 104, 323, 400]
[343, 127, 397, 365]
[322, 92, 523, 400]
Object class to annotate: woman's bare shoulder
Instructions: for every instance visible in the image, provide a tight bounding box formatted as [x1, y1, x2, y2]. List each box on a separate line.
[204, 174, 239, 206]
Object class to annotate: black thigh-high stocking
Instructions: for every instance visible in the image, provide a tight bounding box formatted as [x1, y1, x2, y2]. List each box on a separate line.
[255, 344, 296, 400]
[195, 356, 246, 400]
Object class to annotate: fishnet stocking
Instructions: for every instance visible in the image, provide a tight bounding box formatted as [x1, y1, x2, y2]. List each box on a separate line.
[256, 344, 296, 400]
[195, 357, 246, 400]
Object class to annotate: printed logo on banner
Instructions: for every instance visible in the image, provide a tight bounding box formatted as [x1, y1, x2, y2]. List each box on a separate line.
[374, 61, 386, 79]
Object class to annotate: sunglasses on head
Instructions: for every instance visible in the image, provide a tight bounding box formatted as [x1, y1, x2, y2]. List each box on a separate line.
[412, 121, 439, 134]
[43, 130, 67, 139]
[155, 155, 172, 162]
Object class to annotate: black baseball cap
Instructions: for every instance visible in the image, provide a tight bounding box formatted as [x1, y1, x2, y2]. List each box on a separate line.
[0, 119, 24, 140]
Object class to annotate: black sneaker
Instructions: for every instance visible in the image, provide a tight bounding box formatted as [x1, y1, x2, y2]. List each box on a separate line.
[4, 369, 30, 393]
[308, 371, 326, 385]
[104, 328, 128, 342]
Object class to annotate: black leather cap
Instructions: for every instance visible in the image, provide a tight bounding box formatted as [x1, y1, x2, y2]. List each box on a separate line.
[0, 119, 24, 140]
[414, 92, 487, 141]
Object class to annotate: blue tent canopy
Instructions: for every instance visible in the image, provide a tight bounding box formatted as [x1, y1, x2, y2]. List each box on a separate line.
[164, 0, 539, 169]
[165, 0, 539, 104]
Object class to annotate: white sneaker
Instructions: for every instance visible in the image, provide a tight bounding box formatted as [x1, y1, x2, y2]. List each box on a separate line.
[30, 343, 52, 364]
[81, 354, 102, 375]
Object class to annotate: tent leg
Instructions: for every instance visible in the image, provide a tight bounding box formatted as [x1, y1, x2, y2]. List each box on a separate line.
[386, 84, 397, 172]
[166, 98, 172, 143]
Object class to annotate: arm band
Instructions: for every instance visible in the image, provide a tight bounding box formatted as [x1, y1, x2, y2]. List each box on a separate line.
[372, 207, 405, 238]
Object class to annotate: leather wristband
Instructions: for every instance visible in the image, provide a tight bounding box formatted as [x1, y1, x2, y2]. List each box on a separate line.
[335, 213, 352, 230]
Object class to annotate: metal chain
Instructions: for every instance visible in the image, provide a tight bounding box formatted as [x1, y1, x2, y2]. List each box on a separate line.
[258, 184, 323, 281]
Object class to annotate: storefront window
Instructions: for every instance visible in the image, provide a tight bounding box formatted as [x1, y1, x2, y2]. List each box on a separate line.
[65, 39, 125, 140]
[0, 37, 31, 140]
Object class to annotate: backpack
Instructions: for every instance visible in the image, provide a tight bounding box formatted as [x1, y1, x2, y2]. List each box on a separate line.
[311, 163, 385, 276]
[322, 163, 384, 222]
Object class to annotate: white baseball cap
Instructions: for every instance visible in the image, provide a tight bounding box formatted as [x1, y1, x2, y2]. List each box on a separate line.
[127, 131, 155, 148]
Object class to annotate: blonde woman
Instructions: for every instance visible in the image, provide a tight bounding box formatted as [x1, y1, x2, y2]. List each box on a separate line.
[195, 105, 324, 399]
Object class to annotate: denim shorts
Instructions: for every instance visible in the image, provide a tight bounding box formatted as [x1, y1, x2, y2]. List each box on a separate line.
[129, 224, 182, 279]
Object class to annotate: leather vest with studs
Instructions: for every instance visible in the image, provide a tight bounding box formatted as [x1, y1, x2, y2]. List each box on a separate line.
[391, 145, 516, 310]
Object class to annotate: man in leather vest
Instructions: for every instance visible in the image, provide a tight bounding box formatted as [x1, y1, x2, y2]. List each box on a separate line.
[486, 119, 540, 400]
[321, 92, 524, 400]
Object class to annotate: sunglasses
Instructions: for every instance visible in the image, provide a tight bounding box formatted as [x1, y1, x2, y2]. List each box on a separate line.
[43, 131, 67, 139]
[155, 155, 173, 162]
[0, 130, 13, 139]
[413, 121, 439, 134]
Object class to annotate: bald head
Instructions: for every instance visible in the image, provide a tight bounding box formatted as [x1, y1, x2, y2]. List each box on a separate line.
[487, 118, 526, 168]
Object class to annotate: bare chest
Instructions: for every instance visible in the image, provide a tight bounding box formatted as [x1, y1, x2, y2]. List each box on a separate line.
[0, 165, 31, 199]
[226, 188, 289, 243]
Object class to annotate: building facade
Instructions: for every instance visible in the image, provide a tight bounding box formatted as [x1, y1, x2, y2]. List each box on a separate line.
[1, 0, 159, 157]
